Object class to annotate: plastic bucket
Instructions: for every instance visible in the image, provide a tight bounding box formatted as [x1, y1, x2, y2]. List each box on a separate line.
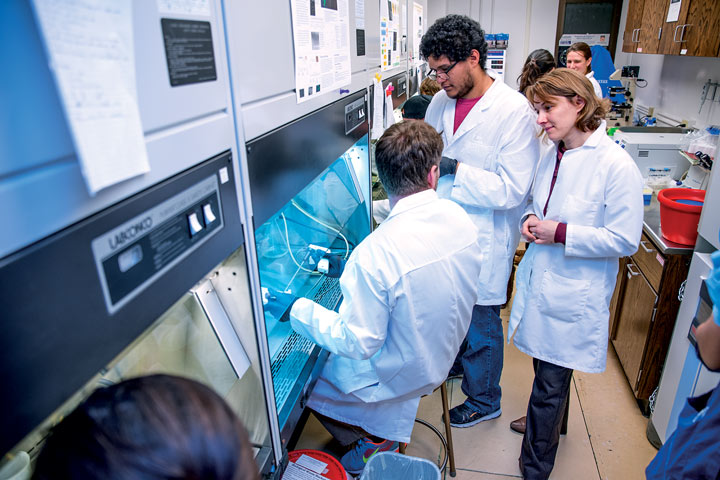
[657, 188, 705, 246]
[359, 452, 440, 480]
[286, 450, 346, 479]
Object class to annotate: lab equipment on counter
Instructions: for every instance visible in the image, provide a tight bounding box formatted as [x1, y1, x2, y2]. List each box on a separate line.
[614, 130, 690, 181]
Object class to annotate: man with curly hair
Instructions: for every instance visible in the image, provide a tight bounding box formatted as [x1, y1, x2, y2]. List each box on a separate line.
[420, 14, 540, 429]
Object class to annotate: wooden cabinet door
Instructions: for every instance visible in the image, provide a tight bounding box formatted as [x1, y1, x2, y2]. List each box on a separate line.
[681, 0, 720, 56]
[623, 0, 647, 52]
[637, 0, 670, 54]
[656, 0, 692, 54]
[612, 260, 658, 392]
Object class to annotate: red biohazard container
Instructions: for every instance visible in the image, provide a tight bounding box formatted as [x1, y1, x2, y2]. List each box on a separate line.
[286, 449, 347, 479]
[657, 188, 705, 246]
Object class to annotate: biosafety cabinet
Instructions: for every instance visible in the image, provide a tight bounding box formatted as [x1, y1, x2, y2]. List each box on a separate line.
[0, 1, 274, 475]
[225, 0, 375, 460]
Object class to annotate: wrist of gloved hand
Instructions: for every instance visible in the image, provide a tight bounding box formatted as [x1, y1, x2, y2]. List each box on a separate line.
[439, 156, 458, 177]
[318, 254, 346, 278]
[263, 288, 298, 322]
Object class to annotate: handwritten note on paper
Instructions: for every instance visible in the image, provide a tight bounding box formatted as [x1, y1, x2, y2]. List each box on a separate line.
[32, 0, 150, 195]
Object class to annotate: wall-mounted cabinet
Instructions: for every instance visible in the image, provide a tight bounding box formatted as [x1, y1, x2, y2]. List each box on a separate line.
[622, 0, 720, 57]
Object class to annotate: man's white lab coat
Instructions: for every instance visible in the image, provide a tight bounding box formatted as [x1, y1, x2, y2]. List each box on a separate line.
[508, 128, 644, 373]
[289, 189, 483, 442]
[424, 70, 540, 305]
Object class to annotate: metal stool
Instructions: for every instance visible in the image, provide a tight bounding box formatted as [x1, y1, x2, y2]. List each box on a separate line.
[399, 381, 457, 477]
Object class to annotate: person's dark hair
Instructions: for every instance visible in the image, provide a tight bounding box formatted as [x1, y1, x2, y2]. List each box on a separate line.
[525, 68, 610, 132]
[518, 49, 555, 94]
[419, 14, 488, 70]
[567, 42, 593, 74]
[401, 94, 433, 120]
[375, 122, 443, 197]
[33, 375, 259, 480]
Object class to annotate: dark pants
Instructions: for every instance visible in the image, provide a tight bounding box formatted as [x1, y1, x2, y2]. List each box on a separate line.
[312, 410, 372, 446]
[520, 359, 573, 480]
[451, 304, 504, 413]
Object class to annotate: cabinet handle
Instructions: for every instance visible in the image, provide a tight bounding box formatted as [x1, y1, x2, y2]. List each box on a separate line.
[640, 240, 655, 253]
[673, 25, 681, 43]
[680, 24, 690, 43]
[658, 27, 662, 40]
[627, 263, 641, 277]
[634, 28, 640, 43]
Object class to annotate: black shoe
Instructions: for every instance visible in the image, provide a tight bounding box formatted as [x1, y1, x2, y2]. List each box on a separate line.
[447, 403, 501, 428]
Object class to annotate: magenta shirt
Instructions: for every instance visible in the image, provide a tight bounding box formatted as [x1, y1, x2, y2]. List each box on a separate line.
[453, 96, 482, 133]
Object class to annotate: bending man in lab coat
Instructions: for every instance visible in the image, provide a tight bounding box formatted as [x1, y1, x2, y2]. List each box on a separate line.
[510, 69, 643, 479]
[265, 121, 483, 476]
[419, 14, 540, 427]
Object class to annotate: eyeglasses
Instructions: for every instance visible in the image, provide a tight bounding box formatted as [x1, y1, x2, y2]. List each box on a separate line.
[428, 61, 459, 81]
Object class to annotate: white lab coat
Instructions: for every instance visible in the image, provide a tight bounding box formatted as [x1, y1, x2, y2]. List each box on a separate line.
[508, 127, 644, 373]
[424, 70, 540, 305]
[289, 189, 482, 442]
[586, 71, 603, 98]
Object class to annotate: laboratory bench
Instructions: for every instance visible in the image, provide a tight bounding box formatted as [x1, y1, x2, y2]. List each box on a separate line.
[609, 196, 692, 412]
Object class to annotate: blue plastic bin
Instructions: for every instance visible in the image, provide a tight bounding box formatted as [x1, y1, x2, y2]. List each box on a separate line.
[359, 452, 440, 480]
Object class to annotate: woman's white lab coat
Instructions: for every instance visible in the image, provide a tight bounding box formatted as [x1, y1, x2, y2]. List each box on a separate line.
[586, 71, 603, 98]
[424, 70, 540, 305]
[508, 127, 644, 373]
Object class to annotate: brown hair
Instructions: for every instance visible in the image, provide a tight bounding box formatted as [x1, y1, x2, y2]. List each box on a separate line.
[525, 68, 610, 132]
[33, 375, 259, 480]
[375, 121, 443, 197]
[518, 49, 556, 94]
[420, 77, 441, 96]
[567, 42, 593, 74]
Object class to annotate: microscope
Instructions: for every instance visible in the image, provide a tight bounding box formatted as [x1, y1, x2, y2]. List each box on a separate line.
[606, 66, 641, 127]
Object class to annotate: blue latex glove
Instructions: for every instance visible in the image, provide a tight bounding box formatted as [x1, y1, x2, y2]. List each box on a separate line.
[263, 288, 297, 323]
[708, 250, 720, 324]
[439, 156, 458, 177]
[319, 254, 346, 278]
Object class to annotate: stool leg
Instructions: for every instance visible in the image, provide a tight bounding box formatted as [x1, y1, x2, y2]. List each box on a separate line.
[441, 382, 457, 477]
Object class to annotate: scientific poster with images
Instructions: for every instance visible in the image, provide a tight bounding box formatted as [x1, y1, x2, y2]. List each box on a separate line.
[412, 2, 423, 65]
[380, 0, 400, 71]
[290, 0, 351, 103]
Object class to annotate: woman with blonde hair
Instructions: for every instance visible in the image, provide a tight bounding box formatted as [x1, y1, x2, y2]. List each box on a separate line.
[509, 68, 643, 479]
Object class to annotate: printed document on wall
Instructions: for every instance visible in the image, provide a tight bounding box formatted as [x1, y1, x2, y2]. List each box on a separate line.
[412, 3, 423, 65]
[31, 0, 150, 196]
[290, 0, 351, 104]
[380, 0, 400, 71]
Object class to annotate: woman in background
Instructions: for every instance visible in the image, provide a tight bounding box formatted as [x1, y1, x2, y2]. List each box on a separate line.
[33, 375, 259, 480]
[565, 42, 603, 98]
[517, 49, 556, 95]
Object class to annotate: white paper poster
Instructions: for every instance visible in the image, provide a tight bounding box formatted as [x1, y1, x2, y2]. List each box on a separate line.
[380, 0, 400, 71]
[559, 33, 609, 47]
[355, 0, 364, 29]
[371, 76, 385, 139]
[666, 0, 681, 22]
[290, 0, 352, 103]
[412, 2, 423, 65]
[32, 0, 150, 195]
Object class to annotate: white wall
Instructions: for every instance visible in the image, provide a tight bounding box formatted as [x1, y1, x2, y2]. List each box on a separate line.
[426, 0, 559, 90]
[614, 0, 720, 128]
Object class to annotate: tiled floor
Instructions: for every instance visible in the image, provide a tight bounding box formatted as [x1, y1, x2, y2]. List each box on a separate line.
[294, 306, 659, 479]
